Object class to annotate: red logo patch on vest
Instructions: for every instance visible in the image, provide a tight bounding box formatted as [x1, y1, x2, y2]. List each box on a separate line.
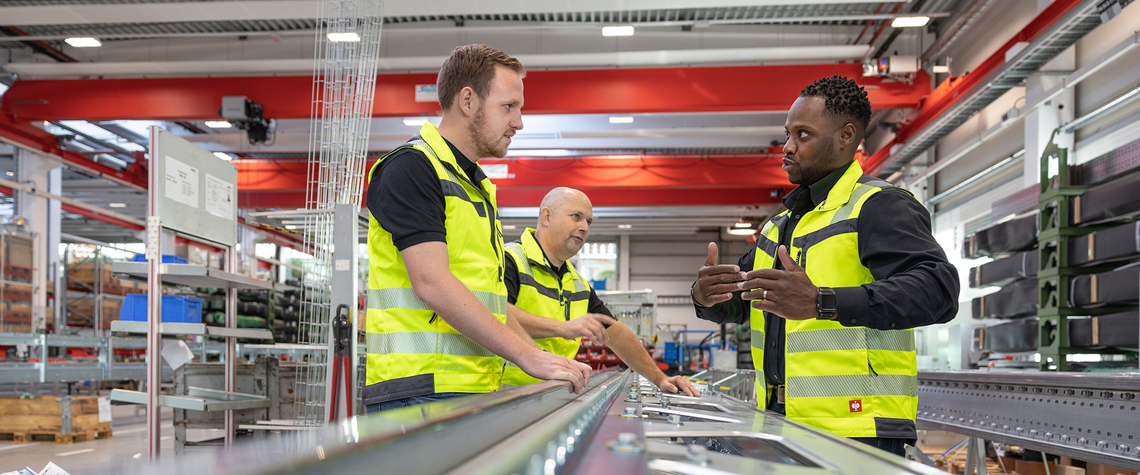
[849, 399, 863, 413]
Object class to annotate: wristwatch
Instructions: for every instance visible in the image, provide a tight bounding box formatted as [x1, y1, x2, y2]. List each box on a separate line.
[816, 287, 837, 320]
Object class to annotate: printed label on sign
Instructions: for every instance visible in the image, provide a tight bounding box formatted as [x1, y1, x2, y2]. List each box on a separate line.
[98, 396, 111, 423]
[849, 399, 863, 413]
[414, 84, 437, 102]
[164, 155, 199, 208]
[481, 164, 513, 179]
[204, 173, 234, 219]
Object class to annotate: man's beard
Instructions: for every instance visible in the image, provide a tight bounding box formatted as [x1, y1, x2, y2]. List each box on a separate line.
[789, 136, 837, 185]
[467, 106, 507, 159]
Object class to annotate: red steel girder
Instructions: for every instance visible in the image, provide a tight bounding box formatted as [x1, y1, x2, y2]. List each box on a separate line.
[0, 114, 148, 189]
[863, 0, 1084, 174]
[236, 153, 791, 209]
[1, 63, 929, 121]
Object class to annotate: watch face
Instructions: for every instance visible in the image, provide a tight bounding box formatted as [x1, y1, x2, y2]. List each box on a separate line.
[821, 293, 837, 310]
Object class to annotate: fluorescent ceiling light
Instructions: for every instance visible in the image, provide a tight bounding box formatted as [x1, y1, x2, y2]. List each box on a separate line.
[728, 227, 758, 236]
[733, 222, 752, 228]
[608, 117, 634, 124]
[891, 16, 930, 28]
[618, 224, 632, 229]
[602, 26, 635, 37]
[213, 152, 234, 161]
[502, 225, 517, 230]
[403, 118, 428, 126]
[65, 37, 102, 47]
[204, 120, 232, 128]
[932, 65, 950, 74]
[108, 202, 127, 208]
[327, 32, 361, 42]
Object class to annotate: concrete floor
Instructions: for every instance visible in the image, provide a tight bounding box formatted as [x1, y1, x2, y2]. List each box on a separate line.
[0, 404, 229, 475]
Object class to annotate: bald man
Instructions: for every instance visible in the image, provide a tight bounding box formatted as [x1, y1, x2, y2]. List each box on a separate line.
[501, 188, 698, 396]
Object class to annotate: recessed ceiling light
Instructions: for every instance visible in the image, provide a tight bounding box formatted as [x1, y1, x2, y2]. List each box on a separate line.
[602, 26, 635, 37]
[213, 152, 234, 161]
[327, 32, 361, 42]
[733, 222, 752, 228]
[204, 121, 232, 128]
[891, 16, 930, 28]
[728, 227, 758, 236]
[403, 118, 428, 126]
[609, 117, 634, 124]
[108, 202, 127, 208]
[618, 224, 632, 229]
[65, 37, 102, 47]
[502, 225, 517, 230]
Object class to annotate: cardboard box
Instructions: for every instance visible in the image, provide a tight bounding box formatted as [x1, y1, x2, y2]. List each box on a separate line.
[0, 395, 112, 443]
[1, 234, 34, 268]
[68, 262, 114, 286]
[66, 299, 122, 327]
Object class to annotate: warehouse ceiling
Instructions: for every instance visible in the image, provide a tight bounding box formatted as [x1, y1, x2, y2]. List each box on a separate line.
[0, 0, 967, 244]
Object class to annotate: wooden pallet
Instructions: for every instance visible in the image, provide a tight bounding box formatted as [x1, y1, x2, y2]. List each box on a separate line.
[0, 429, 112, 444]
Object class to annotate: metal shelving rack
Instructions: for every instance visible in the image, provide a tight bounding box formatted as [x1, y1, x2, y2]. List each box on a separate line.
[107, 127, 272, 461]
[1036, 131, 1133, 371]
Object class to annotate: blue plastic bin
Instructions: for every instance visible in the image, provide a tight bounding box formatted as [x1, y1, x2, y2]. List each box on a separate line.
[120, 294, 204, 324]
[132, 254, 188, 264]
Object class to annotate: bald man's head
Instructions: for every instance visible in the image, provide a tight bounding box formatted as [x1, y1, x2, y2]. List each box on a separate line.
[535, 187, 594, 266]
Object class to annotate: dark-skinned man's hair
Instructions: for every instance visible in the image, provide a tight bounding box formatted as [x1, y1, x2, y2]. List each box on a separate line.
[799, 75, 871, 131]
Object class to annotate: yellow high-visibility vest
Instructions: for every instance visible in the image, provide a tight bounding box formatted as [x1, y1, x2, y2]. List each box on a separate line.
[363, 123, 508, 404]
[500, 228, 592, 387]
[750, 161, 919, 439]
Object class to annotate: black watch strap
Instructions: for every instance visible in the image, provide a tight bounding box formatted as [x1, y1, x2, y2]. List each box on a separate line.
[816, 287, 837, 320]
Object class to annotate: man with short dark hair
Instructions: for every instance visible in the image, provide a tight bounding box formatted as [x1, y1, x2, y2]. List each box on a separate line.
[691, 75, 959, 456]
[364, 45, 591, 412]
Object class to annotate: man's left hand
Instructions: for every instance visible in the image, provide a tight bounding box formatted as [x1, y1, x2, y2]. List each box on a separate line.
[657, 375, 700, 397]
[741, 245, 819, 320]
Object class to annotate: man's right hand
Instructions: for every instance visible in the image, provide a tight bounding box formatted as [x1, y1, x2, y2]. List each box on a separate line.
[694, 242, 746, 306]
[516, 350, 592, 393]
[562, 313, 617, 346]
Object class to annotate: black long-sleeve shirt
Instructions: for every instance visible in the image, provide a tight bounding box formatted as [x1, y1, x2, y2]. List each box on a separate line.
[694, 161, 959, 390]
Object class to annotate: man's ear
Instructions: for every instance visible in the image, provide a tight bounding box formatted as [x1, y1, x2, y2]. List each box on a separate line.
[457, 86, 476, 117]
[539, 207, 551, 228]
[839, 123, 858, 150]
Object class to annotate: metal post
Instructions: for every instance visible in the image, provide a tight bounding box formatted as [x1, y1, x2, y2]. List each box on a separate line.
[327, 203, 359, 421]
[225, 247, 237, 447]
[145, 126, 163, 461]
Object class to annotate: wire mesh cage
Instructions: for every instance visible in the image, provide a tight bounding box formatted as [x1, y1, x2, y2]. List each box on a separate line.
[595, 289, 657, 339]
[292, 0, 383, 427]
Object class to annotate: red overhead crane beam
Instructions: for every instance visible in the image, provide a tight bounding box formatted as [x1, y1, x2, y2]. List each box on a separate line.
[1, 63, 929, 121]
[863, 0, 1084, 174]
[238, 152, 791, 209]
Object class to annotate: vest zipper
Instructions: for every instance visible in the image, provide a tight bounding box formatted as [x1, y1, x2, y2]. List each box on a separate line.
[868, 360, 879, 376]
[445, 161, 506, 283]
[429, 313, 438, 324]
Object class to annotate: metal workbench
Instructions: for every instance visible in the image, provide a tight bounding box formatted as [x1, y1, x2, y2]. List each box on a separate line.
[122, 369, 944, 475]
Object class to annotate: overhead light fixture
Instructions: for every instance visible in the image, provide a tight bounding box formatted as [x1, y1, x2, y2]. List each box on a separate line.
[932, 65, 951, 74]
[733, 222, 751, 228]
[65, 37, 102, 47]
[403, 118, 428, 126]
[213, 152, 235, 161]
[609, 117, 634, 124]
[108, 202, 127, 208]
[4, 171, 12, 177]
[891, 16, 931, 28]
[204, 120, 232, 128]
[502, 225, 517, 230]
[602, 26, 635, 37]
[728, 227, 758, 236]
[327, 32, 361, 42]
[618, 224, 632, 229]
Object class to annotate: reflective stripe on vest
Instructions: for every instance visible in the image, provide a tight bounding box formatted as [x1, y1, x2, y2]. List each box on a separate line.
[749, 161, 919, 439]
[367, 288, 507, 316]
[366, 332, 497, 358]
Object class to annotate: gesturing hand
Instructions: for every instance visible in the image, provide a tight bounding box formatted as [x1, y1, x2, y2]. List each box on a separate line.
[741, 246, 819, 320]
[694, 242, 746, 306]
[563, 313, 617, 346]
